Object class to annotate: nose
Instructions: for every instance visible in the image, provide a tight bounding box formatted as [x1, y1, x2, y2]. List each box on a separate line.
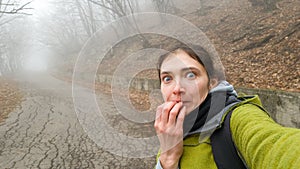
[172, 80, 184, 95]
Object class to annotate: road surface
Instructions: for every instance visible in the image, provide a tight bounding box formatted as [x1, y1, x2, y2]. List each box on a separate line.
[0, 72, 156, 169]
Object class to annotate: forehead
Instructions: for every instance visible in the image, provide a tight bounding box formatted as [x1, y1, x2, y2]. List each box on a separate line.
[160, 50, 205, 72]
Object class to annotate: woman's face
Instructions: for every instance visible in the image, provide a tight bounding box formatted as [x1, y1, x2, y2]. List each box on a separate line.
[160, 50, 211, 114]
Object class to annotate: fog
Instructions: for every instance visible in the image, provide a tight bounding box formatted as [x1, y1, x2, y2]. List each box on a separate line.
[0, 0, 298, 91]
[0, 0, 299, 167]
[0, 0, 241, 74]
[24, 54, 48, 71]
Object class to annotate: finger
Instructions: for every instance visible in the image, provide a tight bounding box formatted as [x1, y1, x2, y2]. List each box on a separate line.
[154, 104, 164, 132]
[175, 106, 186, 128]
[168, 102, 183, 124]
[155, 104, 164, 120]
[161, 101, 176, 124]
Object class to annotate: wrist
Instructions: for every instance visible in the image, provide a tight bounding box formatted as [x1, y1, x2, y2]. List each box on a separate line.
[160, 154, 180, 169]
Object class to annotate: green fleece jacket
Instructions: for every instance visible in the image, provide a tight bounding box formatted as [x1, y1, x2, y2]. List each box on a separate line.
[157, 95, 300, 169]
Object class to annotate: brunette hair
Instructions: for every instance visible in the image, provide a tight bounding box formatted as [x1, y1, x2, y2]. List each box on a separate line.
[157, 44, 215, 83]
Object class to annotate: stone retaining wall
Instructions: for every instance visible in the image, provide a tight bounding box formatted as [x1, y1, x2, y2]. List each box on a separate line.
[96, 74, 300, 128]
[236, 87, 300, 128]
[97, 74, 160, 90]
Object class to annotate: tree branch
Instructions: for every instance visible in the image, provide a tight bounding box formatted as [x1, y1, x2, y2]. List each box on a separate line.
[88, 0, 123, 17]
[0, 1, 33, 15]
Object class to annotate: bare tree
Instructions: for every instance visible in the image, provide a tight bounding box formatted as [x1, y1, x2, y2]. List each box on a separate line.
[151, 0, 177, 14]
[74, 0, 97, 37]
[88, 0, 151, 47]
[39, 3, 84, 56]
[32, 0, 97, 69]
[0, 0, 32, 15]
[0, 18, 31, 74]
[0, 1, 33, 74]
[0, 0, 32, 26]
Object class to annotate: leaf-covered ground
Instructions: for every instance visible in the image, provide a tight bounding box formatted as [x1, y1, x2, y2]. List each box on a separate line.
[196, 0, 300, 92]
[64, 0, 299, 92]
[0, 77, 23, 123]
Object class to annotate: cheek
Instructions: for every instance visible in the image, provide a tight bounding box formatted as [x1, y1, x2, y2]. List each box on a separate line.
[191, 80, 209, 98]
[198, 81, 210, 93]
[161, 85, 172, 101]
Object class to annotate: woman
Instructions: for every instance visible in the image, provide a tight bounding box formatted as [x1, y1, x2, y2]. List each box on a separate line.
[154, 44, 300, 169]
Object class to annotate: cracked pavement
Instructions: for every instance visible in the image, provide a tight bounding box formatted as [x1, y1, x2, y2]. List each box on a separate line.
[0, 72, 156, 169]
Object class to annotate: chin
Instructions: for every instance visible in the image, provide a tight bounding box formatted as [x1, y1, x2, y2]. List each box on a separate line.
[185, 105, 197, 115]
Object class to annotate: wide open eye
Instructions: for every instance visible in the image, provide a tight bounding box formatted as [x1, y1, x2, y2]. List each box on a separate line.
[186, 72, 196, 79]
[162, 76, 172, 83]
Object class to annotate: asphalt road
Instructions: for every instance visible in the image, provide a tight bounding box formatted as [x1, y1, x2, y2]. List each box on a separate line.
[0, 72, 156, 169]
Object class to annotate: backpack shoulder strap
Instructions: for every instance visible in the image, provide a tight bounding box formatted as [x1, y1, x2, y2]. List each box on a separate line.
[211, 105, 248, 169]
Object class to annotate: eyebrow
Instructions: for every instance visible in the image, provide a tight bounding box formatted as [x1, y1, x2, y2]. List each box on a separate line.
[181, 67, 201, 72]
[160, 67, 201, 75]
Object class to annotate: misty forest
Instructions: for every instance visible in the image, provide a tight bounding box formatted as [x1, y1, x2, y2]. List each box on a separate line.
[0, 0, 299, 168]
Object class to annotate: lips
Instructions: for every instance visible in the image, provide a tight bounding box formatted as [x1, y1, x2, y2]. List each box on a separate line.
[182, 101, 192, 105]
[169, 97, 192, 103]
[171, 99, 191, 103]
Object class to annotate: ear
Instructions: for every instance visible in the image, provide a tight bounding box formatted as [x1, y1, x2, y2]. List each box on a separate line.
[209, 78, 218, 90]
